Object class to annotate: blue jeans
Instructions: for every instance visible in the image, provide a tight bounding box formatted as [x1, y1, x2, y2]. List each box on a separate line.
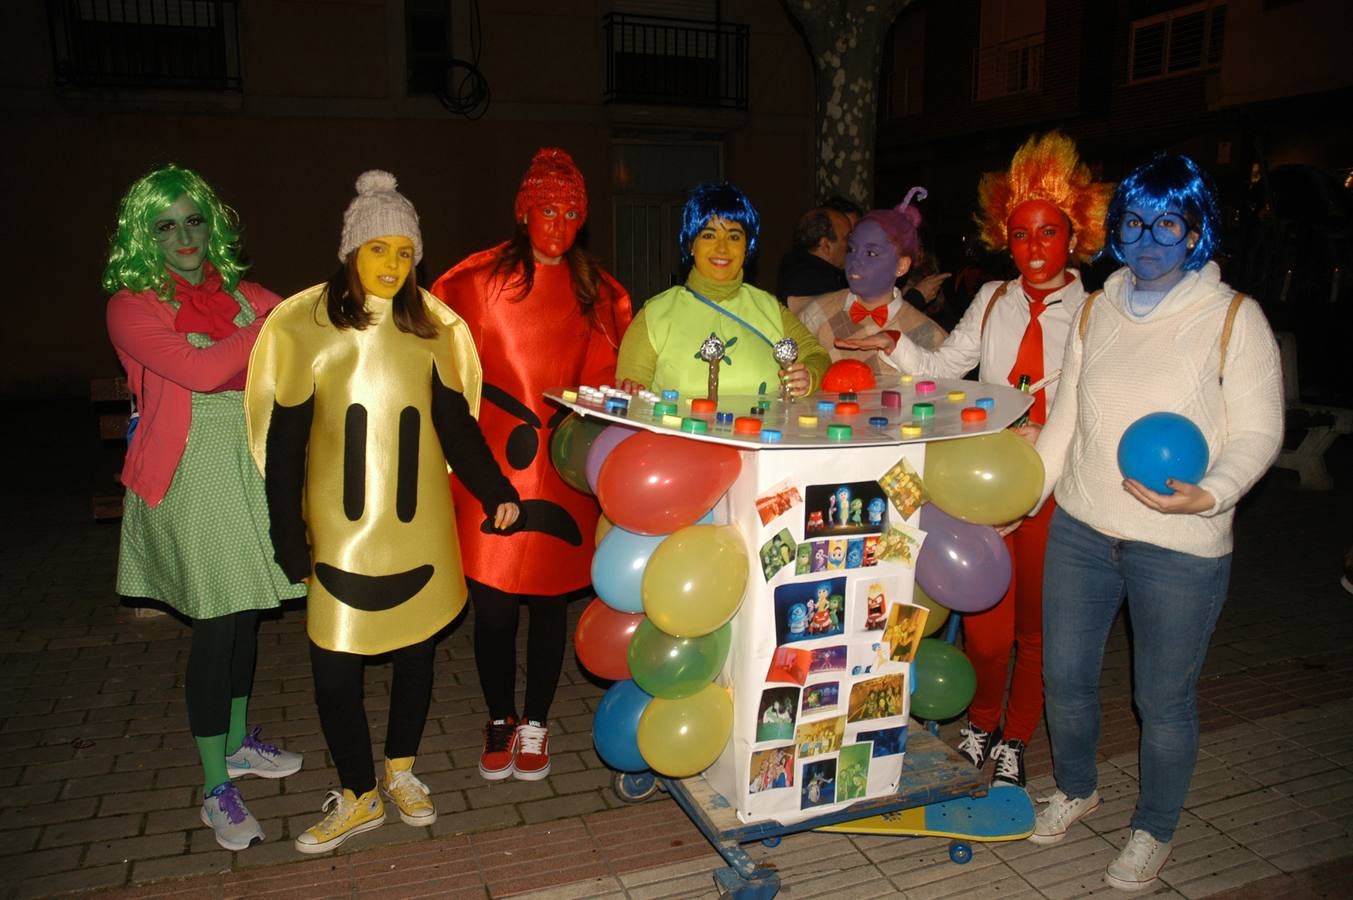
[1043, 509, 1231, 842]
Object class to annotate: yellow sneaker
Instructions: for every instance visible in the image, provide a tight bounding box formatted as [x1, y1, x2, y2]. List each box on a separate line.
[381, 757, 437, 826]
[294, 787, 385, 854]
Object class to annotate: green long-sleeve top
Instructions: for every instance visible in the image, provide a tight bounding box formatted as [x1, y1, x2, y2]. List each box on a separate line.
[616, 270, 831, 397]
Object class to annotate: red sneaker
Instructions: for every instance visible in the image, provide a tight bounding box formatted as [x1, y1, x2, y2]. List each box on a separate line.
[512, 720, 551, 781]
[479, 717, 518, 781]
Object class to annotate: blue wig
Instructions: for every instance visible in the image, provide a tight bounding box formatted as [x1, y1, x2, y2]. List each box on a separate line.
[1105, 153, 1220, 271]
[678, 182, 760, 264]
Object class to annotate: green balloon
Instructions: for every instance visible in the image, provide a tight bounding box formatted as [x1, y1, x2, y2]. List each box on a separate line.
[550, 414, 605, 494]
[909, 638, 976, 721]
[628, 619, 732, 699]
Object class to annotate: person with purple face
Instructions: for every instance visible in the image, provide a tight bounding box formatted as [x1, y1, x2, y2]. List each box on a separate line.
[792, 188, 947, 386]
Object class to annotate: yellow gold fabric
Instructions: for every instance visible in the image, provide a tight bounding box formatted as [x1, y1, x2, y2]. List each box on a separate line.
[246, 285, 482, 655]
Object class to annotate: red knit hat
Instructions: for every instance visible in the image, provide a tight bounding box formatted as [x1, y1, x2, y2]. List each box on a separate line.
[514, 148, 588, 224]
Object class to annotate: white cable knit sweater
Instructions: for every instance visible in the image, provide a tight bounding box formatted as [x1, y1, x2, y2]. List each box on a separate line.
[1036, 262, 1283, 558]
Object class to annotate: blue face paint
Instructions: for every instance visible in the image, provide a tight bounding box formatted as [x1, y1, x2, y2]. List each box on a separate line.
[1120, 203, 1193, 292]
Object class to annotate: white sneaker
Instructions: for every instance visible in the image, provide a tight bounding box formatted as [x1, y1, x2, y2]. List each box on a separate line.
[1105, 829, 1172, 891]
[1028, 788, 1101, 844]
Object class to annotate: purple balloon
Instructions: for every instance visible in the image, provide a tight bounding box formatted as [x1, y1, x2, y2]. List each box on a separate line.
[916, 503, 1012, 613]
[586, 424, 640, 494]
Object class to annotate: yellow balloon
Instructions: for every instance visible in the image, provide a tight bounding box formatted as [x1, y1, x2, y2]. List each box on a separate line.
[924, 430, 1045, 525]
[642, 525, 748, 637]
[595, 513, 613, 545]
[637, 683, 733, 777]
[913, 581, 950, 637]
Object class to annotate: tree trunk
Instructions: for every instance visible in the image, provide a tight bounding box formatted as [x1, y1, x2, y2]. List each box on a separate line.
[785, 0, 912, 209]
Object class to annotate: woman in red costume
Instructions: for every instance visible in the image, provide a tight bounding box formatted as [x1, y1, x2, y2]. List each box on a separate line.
[841, 133, 1111, 788]
[432, 148, 632, 782]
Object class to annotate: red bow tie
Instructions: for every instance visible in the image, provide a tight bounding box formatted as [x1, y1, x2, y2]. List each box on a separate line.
[848, 301, 889, 327]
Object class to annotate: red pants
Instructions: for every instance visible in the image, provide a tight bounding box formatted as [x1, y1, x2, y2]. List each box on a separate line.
[962, 496, 1054, 742]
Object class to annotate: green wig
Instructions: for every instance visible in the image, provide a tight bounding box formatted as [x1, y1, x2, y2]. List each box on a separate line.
[101, 164, 247, 300]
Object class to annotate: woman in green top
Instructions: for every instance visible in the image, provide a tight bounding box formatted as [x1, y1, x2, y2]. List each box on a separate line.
[616, 183, 830, 399]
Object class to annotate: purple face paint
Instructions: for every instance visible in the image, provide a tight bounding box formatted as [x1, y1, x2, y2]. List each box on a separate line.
[845, 220, 902, 300]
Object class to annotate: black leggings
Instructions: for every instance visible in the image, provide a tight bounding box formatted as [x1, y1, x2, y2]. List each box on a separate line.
[309, 636, 435, 796]
[185, 611, 258, 737]
[469, 579, 570, 724]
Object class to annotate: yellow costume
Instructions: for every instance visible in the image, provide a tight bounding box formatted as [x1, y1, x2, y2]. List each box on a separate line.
[246, 285, 484, 655]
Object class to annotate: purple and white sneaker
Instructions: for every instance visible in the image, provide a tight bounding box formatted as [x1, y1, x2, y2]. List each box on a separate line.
[226, 727, 303, 779]
[200, 782, 264, 850]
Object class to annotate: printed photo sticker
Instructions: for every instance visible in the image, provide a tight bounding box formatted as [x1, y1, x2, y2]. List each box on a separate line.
[878, 457, 928, 520]
[755, 480, 803, 527]
[803, 481, 890, 539]
[837, 742, 872, 802]
[848, 639, 890, 677]
[862, 535, 880, 567]
[847, 673, 905, 723]
[749, 746, 795, 793]
[794, 715, 845, 758]
[808, 644, 847, 674]
[874, 522, 925, 567]
[855, 577, 895, 632]
[794, 543, 812, 575]
[756, 687, 800, 742]
[883, 602, 928, 664]
[773, 577, 847, 644]
[759, 528, 797, 582]
[810, 542, 829, 572]
[765, 646, 811, 685]
[825, 539, 847, 570]
[856, 725, 907, 757]
[801, 681, 839, 713]
[801, 759, 837, 809]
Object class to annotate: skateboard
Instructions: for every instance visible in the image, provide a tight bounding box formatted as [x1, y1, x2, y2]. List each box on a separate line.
[817, 783, 1035, 863]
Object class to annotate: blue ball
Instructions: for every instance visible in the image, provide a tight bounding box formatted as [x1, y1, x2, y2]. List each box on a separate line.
[1117, 412, 1209, 495]
[593, 680, 652, 772]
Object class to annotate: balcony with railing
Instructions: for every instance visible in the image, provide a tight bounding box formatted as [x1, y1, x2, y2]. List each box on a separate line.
[970, 33, 1043, 102]
[47, 0, 242, 91]
[602, 13, 748, 111]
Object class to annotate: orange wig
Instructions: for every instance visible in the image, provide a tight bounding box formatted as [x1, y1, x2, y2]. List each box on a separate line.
[975, 131, 1112, 262]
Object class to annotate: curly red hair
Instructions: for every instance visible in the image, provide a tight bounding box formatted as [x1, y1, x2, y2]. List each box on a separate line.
[975, 131, 1112, 262]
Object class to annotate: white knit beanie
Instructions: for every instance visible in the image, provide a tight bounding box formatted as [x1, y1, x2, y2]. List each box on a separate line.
[338, 170, 423, 264]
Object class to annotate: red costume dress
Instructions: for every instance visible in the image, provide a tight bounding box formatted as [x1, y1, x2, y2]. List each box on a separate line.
[431, 246, 632, 595]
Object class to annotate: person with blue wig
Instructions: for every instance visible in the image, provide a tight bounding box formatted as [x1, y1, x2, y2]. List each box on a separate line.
[1028, 153, 1283, 890]
[616, 183, 830, 398]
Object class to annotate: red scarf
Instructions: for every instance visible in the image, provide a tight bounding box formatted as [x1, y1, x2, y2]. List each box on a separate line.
[172, 265, 240, 340]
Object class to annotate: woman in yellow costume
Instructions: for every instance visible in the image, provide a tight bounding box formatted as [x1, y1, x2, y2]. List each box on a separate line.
[246, 171, 519, 853]
[616, 182, 830, 398]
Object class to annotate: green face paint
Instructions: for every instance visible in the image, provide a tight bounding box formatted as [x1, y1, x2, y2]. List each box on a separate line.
[154, 194, 211, 284]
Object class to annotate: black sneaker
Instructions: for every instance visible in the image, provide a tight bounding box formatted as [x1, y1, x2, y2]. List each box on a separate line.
[991, 738, 1027, 787]
[956, 722, 1001, 768]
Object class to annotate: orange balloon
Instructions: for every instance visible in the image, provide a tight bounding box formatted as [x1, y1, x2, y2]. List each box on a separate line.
[822, 358, 876, 392]
[574, 597, 644, 681]
[597, 432, 741, 535]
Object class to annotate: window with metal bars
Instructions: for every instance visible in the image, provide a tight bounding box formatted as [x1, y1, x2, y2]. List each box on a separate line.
[47, 0, 241, 91]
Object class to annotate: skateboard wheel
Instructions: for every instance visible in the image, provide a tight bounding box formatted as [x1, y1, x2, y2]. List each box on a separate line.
[761, 835, 781, 848]
[612, 771, 659, 803]
[948, 841, 972, 864]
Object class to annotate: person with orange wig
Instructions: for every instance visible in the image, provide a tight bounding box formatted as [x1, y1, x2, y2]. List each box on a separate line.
[839, 132, 1112, 788]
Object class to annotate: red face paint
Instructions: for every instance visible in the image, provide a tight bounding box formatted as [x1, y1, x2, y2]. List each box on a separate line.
[525, 202, 583, 263]
[1008, 199, 1073, 288]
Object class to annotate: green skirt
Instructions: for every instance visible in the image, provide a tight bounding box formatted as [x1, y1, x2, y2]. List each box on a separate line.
[117, 390, 305, 619]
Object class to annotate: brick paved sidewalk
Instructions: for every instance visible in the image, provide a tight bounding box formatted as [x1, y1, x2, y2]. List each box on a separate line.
[2, 402, 1350, 898]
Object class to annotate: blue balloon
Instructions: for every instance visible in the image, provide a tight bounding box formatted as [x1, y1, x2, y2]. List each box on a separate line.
[592, 524, 667, 613]
[1117, 412, 1209, 495]
[593, 679, 652, 772]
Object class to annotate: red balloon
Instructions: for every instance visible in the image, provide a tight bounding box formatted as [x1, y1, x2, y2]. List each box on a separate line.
[574, 598, 644, 681]
[596, 433, 741, 535]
